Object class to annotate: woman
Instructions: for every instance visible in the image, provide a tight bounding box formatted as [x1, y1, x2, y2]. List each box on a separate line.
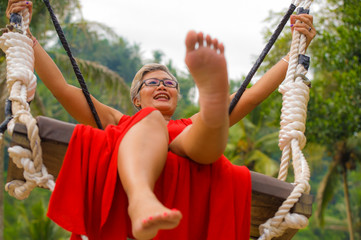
[6, 1, 316, 239]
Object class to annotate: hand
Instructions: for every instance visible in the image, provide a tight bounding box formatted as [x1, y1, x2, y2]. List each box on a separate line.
[290, 14, 316, 50]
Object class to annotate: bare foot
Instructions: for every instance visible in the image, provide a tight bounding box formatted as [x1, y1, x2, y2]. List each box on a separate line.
[185, 30, 229, 127]
[128, 192, 182, 240]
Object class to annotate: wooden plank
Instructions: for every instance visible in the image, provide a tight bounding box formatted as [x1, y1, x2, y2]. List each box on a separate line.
[7, 116, 313, 240]
[250, 171, 313, 239]
[7, 116, 74, 182]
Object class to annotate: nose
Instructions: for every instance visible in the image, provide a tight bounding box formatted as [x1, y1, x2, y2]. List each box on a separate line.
[157, 81, 167, 89]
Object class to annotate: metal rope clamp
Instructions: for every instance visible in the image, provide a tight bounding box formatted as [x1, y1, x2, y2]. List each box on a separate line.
[296, 54, 311, 88]
[297, 7, 310, 15]
[0, 99, 13, 134]
[0, 13, 23, 35]
[295, 74, 311, 88]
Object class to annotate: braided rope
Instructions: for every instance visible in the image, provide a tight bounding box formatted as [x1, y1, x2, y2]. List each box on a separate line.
[0, 9, 55, 200]
[258, 0, 313, 239]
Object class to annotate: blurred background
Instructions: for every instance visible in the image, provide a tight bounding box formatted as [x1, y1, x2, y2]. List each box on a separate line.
[0, 0, 360, 239]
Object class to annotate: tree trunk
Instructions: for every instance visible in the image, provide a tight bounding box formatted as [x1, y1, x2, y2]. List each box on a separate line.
[342, 166, 355, 240]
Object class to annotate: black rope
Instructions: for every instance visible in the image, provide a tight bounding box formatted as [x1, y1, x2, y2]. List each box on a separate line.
[228, 4, 297, 114]
[0, 99, 13, 134]
[42, 0, 103, 129]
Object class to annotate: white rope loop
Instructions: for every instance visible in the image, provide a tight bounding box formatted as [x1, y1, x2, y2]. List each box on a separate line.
[258, 0, 313, 239]
[0, 32, 36, 102]
[0, 8, 55, 199]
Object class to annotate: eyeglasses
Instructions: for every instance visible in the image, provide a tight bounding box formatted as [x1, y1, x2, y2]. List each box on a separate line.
[137, 78, 178, 94]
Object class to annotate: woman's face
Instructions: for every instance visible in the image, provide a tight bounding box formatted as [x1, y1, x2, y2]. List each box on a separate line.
[134, 70, 179, 117]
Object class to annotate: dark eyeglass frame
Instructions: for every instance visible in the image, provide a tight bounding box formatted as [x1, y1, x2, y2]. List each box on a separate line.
[136, 78, 178, 94]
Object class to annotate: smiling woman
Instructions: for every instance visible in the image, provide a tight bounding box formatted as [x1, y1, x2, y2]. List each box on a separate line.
[4, 0, 317, 239]
[130, 64, 181, 113]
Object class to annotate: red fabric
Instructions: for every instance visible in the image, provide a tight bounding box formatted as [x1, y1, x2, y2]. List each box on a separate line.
[47, 107, 251, 240]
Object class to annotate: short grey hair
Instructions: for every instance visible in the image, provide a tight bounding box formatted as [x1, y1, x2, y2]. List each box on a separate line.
[130, 63, 181, 110]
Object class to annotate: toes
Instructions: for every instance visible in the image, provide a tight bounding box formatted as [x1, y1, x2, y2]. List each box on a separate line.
[212, 38, 219, 51]
[185, 30, 198, 52]
[185, 31, 224, 54]
[218, 43, 225, 54]
[205, 34, 212, 47]
[196, 32, 204, 47]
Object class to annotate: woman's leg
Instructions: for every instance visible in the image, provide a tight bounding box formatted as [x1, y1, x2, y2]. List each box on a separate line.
[118, 110, 182, 240]
[170, 31, 230, 164]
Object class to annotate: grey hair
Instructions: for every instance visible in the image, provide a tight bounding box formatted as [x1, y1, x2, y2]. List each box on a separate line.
[130, 63, 181, 110]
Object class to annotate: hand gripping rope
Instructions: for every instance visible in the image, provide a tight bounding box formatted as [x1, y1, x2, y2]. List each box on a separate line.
[0, 9, 55, 200]
[257, 0, 313, 239]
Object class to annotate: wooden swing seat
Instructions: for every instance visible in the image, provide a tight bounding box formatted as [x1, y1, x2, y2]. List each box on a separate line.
[7, 116, 313, 240]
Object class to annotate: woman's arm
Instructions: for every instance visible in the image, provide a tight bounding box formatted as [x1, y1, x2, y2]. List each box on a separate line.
[6, 0, 123, 128]
[229, 14, 316, 126]
[33, 43, 123, 127]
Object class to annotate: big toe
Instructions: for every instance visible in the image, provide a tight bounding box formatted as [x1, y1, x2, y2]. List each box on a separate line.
[185, 30, 199, 52]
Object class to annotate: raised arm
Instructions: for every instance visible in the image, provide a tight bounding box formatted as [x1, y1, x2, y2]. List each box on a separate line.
[32, 43, 123, 127]
[6, 0, 123, 128]
[229, 14, 316, 126]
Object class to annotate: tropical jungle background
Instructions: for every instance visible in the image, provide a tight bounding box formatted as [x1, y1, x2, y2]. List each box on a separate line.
[0, 0, 360, 239]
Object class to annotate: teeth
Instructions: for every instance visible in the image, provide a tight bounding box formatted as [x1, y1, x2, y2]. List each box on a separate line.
[155, 94, 169, 100]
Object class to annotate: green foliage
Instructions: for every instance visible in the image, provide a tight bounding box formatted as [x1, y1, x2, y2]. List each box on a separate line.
[4, 187, 70, 240]
[259, 0, 361, 238]
[226, 98, 281, 177]
[56, 20, 143, 85]
[307, 0, 361, 147]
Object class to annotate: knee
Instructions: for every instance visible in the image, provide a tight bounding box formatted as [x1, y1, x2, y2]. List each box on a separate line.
[146, 110, 166, 124]
[144, 110, 168, 134]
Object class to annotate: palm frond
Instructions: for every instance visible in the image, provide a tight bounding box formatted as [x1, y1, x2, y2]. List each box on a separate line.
[53, 52, 134, 114]
[254, 131, 279, 150]
[246, 150, 279, 176]
[315, 156, 341, 227]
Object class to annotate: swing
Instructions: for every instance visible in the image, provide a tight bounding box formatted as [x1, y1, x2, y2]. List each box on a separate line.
[8, 115, 313, 239]
[1, 0, 313, 239]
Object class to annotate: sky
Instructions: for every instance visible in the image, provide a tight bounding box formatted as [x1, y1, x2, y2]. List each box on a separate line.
[80, 0, 293, 80]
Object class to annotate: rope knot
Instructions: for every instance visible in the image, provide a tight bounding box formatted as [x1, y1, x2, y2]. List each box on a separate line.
[1, 20, 54, 199]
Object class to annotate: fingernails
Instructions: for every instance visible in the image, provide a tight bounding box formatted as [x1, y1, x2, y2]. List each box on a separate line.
[163, 212, 168, 217]
[26, 1, 29, 4]
[290, 24, 294, 27]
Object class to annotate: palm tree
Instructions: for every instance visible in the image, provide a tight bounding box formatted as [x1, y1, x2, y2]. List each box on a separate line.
[315, 134, 361, 240]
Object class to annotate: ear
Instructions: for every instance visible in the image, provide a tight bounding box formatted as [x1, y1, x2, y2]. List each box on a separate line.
[133, 97, 141, 108]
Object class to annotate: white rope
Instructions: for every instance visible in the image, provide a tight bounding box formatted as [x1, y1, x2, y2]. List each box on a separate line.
[0, 9, 55, 200]
[1, 10, 88, 239]
[258, 0, 313, 239]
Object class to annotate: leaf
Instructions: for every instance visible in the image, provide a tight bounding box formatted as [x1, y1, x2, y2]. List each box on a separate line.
[246, 150, 279, 176]
[315, 157, 341, 227]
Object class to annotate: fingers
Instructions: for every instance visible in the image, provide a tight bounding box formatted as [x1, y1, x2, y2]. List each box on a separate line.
[290, 14, 316, 49]
[6, 1, 33, 19]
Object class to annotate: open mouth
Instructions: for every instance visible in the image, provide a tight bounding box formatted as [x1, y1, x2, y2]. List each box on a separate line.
[154, 93, 170, 101]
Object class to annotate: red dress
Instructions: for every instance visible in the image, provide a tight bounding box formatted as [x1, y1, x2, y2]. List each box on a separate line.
[47, 107, 251, 240]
